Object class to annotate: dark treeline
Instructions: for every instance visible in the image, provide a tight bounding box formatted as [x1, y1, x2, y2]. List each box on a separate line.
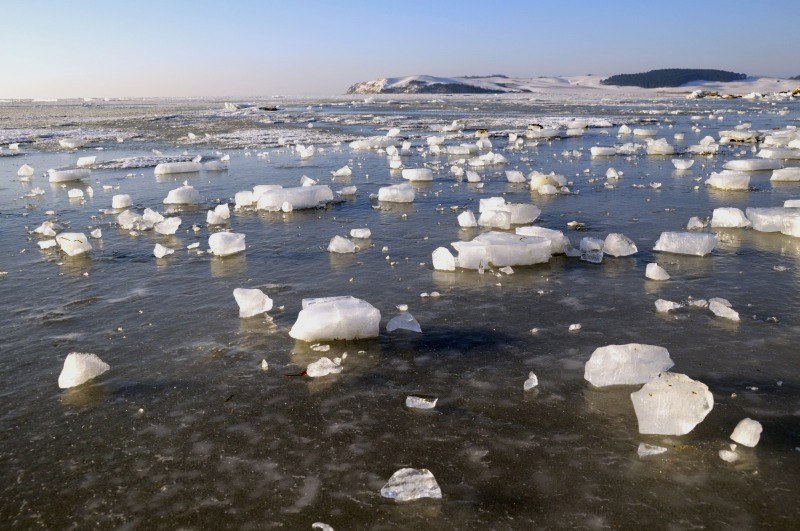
[601, 69, 747, 88]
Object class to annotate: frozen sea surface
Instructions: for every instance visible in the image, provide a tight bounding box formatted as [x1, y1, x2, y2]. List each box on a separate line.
[1, 95, 799, 528]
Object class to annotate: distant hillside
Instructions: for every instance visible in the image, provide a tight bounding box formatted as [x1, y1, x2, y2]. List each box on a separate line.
[601, 69, 747, 88]
[790, 75, 800, 80]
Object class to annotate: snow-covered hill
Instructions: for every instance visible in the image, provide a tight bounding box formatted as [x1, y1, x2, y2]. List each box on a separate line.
[347, 74, 798, 96]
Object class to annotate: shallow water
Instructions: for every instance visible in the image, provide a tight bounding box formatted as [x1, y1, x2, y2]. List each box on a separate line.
[1, 96, 799, 529]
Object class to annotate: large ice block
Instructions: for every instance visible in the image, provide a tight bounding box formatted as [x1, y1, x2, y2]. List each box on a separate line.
[584, 344, 674, 387]
[653, 232, 716, 256]
[256, 185, 333, 211]
[289, 296, 380, 342]
[631, 372, 714, 435]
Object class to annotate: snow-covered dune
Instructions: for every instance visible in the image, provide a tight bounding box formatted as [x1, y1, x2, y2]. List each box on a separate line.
[347, 74, 798, 96]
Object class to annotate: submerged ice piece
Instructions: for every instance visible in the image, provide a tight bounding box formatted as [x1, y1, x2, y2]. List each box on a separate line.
[705, 171, 750, 191]
[653, 232, 716, 256]
[58, 352, 110, 389]
[630, 372, 714, 435]
[163, 185, 202, 205]
[378, 183, 415, 203]
[55, 232, 92, 256]
[256, 185, 334, 211]
[208, 232, 245, 256]
[380, 468, 442, 502]
[386, 312, 421, 333]
[233, 288, 273, 318]
[584, 344, 674, 387]
[289, 296, 381, 342]
[451, 231, 551, 269]
[306, 357, 343, 378]
[48, 168, 90, 183]
[154, 161, 202, 175]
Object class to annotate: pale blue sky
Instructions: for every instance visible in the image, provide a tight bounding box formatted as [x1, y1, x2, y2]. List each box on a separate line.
[1, 0, 798, 98]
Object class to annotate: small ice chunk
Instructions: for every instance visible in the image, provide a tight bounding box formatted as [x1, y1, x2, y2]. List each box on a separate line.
[569, 323, 582, 332]
[584, 344, 674, 387]
[59, 138, 87, 149]
[723, 159, 781, 172]
[328, 235, 356, 253]
[153, 243, 174, 258]
[154, 161, 201, 175]
[655, 299, 682, 313]
[380, 468, 442, 502]
[711, 207, 751, 228]
[431, 247, 456, 271]
[306, 357, 343, 378]
[208, 232, 245, 256]
[603, 233, 638, 257]
[515, 226, 571, 254]
[17, 164, 34, 177]
[38, 239, 57, 250]
[653, 232, 716, 256]
[645, 263, 670, 281]
[458, 210, 477, 228]
[90, 228, 102, 239]
[35, 221, 57, 237]
[207, 203, 230, 225]
[719, 449, 739, 463]
[143, 208, 164, 225]
[163, 185, 202, 205]
[289, 296, 380, 342]
[686, 216, 707, 230]
[637, 443, 668, 457]
[48, 168, 89, 183]
[154, 217, 181, 235]
[771, 167, 800, 182]
[338, 186, 357, 196]
[233, 288, 273, 318]
[112, 194, 132, 209]
[58, 352, 110, 388]
[590, 146, 616, 157]
[402, 168, 433, 182]
[55, 232, 92, 256]
[386, 312, 421, 333]
[505, 170, 526, 183]
[709, 300, 739, 321]
[406, 395, 437, 409]
[523, 372, 539, 390]
[730, 418, 762, 447]
[378, 183, 415, 203]
[705, 171, 750, 191]
[631, 372, 714, 435]
[350, 228, 371, 239]
[76, 155, 96, 168]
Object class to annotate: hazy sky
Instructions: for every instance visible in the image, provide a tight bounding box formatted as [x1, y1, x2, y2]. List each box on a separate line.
[2, 0, 798, 98]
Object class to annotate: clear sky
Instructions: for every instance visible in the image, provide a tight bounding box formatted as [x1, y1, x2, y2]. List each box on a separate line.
[1, 0, 798, 99]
